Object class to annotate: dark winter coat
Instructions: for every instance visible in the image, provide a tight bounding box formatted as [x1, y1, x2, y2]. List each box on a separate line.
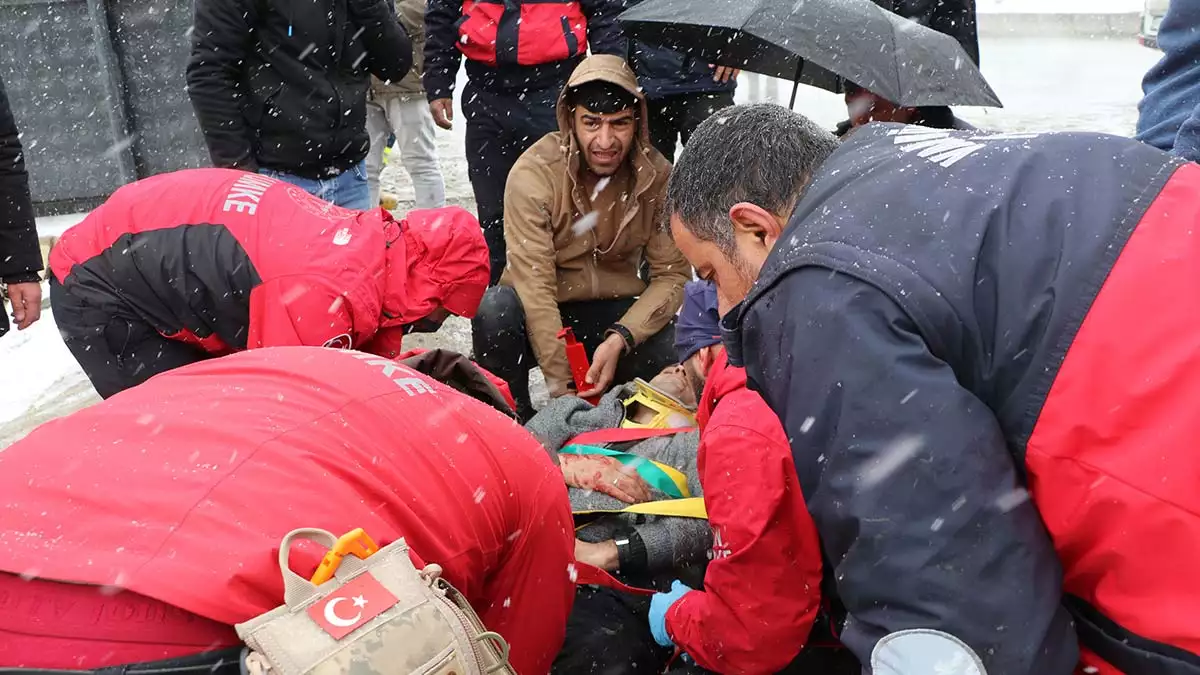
[1136, 0, 1200, 163]
[621, 0, 734, 100]
[886, 0, 979, 66]
[0, 74, 42, 286]
[422, 0, 625, 100]
[724, 123, 1200, 674]
[186, 0, 413, 178]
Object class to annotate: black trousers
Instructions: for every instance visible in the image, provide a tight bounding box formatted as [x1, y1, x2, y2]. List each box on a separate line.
[555, 588, 862, 675]
[50, 279, 208, 399]
[462, 81, 562, 286]
[553, 586, 673, 675]
[645, 91, 737, 163]
[471, 285, 678, 418]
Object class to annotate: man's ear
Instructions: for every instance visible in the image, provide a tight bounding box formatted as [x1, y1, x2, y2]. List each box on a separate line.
[728, 202, 785, 249]
[696, 346, 715, 376]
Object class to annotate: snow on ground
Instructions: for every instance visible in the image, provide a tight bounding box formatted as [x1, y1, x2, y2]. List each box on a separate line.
[0, 36, 1165, 448]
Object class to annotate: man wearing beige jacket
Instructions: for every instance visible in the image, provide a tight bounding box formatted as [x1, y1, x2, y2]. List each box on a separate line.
[472, 55, 690, 420]
[365, 0, 445, 209]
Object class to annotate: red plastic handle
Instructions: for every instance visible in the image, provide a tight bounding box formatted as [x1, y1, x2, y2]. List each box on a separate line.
[557, 328, 601, 404]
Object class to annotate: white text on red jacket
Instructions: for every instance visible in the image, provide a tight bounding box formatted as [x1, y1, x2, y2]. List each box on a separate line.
[222, 173, 276, 215]
[345, 351, 436, 397]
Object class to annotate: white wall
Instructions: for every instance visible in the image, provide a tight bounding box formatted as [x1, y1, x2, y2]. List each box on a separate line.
[977, 0, 1143, 13]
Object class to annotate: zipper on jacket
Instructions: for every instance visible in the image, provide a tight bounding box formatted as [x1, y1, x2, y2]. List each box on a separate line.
[589, 231, 602, 297]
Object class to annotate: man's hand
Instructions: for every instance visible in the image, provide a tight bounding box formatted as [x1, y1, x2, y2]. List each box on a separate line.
[579, 333, 624, 398]
[6, 281, 42, 330]
[710, 65, 741, 83]
[575, 539, 619, 571]
[560, 454, 652, 504]
[429, 98, 454, 130]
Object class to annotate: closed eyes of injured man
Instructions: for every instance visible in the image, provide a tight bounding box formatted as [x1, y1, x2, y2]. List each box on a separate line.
[665, 102, 1200, 675]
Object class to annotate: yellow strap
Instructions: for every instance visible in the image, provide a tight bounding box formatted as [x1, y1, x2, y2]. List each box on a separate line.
[573, 497, 708, 520]
[649, 460, 692, 499]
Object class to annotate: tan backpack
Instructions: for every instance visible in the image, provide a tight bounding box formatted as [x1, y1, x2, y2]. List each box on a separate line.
[236, 528, 515, 675]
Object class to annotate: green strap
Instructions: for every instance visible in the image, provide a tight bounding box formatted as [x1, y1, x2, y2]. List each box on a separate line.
[561, 444, 689, 499]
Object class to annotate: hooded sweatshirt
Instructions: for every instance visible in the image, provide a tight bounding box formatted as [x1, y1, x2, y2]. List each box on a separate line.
[49, 168, 488, 358]
[500, 55, 691, 394]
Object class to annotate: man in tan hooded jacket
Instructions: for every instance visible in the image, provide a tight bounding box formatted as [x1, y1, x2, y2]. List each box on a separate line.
[472, 55, 690, 420]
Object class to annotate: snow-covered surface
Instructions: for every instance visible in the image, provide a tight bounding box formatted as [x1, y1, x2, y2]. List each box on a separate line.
[0, 306, 97, 448]
[0, 36, 1164, 449]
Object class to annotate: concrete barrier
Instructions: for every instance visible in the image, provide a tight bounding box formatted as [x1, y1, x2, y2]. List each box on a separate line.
[978, 12, 1141, 39]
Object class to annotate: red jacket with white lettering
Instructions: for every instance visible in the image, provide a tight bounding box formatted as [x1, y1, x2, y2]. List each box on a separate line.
[665, 351, 825, 675]
[0, 347, 574, 674]
[49, 168, 489, 355]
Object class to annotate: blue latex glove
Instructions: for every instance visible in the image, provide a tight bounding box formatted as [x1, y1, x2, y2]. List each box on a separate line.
[649, 580, 694, 647]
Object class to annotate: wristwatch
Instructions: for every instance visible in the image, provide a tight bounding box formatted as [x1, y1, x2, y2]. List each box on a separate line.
[605, 324, 635, 354]
[614, 531, 648, 573]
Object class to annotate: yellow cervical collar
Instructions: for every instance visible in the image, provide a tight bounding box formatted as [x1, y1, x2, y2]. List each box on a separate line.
[621, 378, 697, 429]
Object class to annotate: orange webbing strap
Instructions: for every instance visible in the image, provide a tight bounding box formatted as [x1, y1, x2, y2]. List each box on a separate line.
[572, 561, 655, 597]
[569, 426, 696, 448]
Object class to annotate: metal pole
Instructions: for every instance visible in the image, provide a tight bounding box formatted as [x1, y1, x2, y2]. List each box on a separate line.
[789, 59, 805, 109]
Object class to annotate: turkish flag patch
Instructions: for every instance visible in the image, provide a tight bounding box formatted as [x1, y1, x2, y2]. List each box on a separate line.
[307, 572, 399, 640]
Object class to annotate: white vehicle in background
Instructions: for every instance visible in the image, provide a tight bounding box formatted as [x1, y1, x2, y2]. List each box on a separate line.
[1139, 0, 1170, 50]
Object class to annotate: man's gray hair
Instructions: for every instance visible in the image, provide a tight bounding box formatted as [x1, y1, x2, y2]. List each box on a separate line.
[666, 103, 839, 252]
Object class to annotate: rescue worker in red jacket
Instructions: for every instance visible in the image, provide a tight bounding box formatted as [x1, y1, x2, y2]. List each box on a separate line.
[645, 281, 842, 675]
[0, 346, 574, 675]
[48, 168, 489, 399]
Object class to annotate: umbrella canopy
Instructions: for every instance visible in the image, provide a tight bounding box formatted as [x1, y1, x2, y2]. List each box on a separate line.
[618, 0, 1002, 109]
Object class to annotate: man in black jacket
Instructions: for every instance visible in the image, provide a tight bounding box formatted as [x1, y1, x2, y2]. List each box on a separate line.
[186, 0, 413, 209]
[0, 74, 43, 337]
[667, 103, 1200, 674]
[423, 0, 625, 284]
[623, 0, 738, 163]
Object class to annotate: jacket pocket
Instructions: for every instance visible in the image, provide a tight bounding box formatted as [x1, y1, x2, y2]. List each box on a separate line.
[455, 3, 501, 65]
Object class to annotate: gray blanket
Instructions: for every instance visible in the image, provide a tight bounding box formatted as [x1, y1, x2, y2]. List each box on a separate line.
[526, 383, 711, 575]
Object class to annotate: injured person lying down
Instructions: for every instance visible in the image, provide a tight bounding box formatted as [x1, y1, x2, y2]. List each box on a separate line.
[527, 363, 708, 581]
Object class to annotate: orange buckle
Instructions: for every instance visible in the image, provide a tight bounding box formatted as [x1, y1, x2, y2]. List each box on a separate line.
[310, 528, 380, 585]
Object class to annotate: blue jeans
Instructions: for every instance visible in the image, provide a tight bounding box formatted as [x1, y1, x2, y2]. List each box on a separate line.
[259, 161, 371, 210]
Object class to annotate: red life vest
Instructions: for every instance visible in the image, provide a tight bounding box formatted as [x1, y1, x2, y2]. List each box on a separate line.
[456, 0, 588, 68]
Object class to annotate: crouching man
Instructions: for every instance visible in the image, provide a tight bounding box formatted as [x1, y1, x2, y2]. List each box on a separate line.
[48, 168, 489, 398]
[472, 55, 690, 420]
[0, 346, 573, 675]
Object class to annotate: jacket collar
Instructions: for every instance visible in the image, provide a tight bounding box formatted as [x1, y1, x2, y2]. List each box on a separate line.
[696, 349, 746, 431]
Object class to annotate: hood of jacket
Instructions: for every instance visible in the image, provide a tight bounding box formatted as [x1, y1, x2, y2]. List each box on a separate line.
[696, 349, 747, 432]
[555, 54, 655, 188]
[380, 206, 489, 327]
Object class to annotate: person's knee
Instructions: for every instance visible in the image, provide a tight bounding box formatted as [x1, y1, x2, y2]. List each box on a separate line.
[471, 286, 524, 358]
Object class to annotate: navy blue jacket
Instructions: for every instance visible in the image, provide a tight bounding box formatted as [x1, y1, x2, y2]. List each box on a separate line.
[724, 124, 1193, 674]
[1136, 0, 1200, 162]
[621, 0, 735, 100]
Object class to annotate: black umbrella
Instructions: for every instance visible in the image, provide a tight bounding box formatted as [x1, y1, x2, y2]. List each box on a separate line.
[618, 0, 1002, 110]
